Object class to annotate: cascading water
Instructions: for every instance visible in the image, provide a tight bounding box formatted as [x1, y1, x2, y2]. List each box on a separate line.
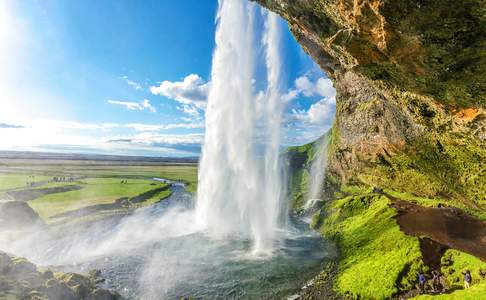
[196, 0, 286, 254]
[304, 137, 328, 211]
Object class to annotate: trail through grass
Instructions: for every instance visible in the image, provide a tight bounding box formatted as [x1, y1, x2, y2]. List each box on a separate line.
[28, 178, 169, 222]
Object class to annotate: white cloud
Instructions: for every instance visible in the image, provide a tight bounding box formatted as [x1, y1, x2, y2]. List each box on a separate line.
[125, 123, 163, 132]
[176, 104, 201, 119]
[295, 76, 315, 97]
[121, 75, 143, 91]
[150, 74, 209, 109]
[315, 78, 336, 100]
[286, 75, 336, 101]
[283, 75, 337, 144]
[282, 89, 299, 103]
[108, 99, 156, 112]
[162, 122, 204, 130]
[307, 96, 336, 125]
[285, 75, 336, 125]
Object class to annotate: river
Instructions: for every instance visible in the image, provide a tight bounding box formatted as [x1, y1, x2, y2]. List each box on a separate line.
[7, 181, 336, 299]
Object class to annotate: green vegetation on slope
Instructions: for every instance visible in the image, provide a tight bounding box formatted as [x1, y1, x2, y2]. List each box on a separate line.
[359, 131, 486, 219]
[28, 178, 170, 222]
[413, 283, 486, 300]
[312, 188, 423, 299]
[413, 250, 486, 299]
[286, 142, 312, 210]
[441, 250, 486, 289]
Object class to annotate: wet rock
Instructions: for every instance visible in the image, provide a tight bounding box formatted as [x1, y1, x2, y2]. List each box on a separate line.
[88, 269, 106, 284]
[11, 257, 37, 275]
[40, 269, 54, 279]
[87, 288, 122, 300]
[0, 251, 13, 272]
[0, 250, 122, 300]
[41, 278, 77, 300]
[0, 201, 44, 229]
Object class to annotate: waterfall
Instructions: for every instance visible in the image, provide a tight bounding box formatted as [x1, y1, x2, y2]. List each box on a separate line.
[304, 137, 328, 211]
[196, 0, 285, 255]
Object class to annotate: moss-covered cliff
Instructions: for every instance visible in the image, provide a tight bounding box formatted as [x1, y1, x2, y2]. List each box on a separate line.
[256, 0, 486, 298]
[258, 0, 485, 207]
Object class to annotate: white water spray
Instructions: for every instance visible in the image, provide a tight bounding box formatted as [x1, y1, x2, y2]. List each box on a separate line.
[196, 0, 286, 254]
[304, 137, 328, 211]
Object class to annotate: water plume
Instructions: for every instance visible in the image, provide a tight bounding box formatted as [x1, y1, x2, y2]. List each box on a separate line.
[304, 136, 328, 211]
[196, 0, 286, 254]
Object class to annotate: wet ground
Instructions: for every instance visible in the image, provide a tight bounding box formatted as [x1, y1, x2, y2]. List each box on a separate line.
[391, 199, 486, 264]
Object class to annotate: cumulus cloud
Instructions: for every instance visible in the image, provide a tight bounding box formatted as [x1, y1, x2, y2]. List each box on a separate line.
[291, 96, 336, 126]
[150, 74, 209, 109]
[286, 75, 336, 125]
[121, 76, 143, 91]
[108, 99, 156, 112]
[283, 75, 337, 144]
[176, 104, 202, 119]
[286, 75, 336, 102]
[295, 76, 315, 97]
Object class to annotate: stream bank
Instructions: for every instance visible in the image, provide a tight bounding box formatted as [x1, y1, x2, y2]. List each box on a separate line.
[1, 181, 336, 300]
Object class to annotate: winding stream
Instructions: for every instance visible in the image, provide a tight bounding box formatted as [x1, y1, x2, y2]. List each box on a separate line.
[8, 182, 336, 299]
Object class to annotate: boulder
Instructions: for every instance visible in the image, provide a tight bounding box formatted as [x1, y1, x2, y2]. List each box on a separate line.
[0, 251, 122, 300]
[0, 201, 44, 229]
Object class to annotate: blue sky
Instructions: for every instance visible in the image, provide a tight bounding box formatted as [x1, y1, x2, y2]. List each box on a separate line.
[0, 0, 335, 157]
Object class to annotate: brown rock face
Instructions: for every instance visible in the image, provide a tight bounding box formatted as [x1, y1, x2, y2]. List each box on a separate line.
[256, 0, 486, 206]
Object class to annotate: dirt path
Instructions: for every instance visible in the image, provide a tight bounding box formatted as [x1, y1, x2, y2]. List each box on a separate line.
[390, 199, 486, 263]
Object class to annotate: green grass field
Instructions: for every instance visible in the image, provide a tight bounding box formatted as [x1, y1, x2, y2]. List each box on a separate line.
[0, 158, 198, 224]
[29, 178, 170, 222]
[0, 174, 51, 191]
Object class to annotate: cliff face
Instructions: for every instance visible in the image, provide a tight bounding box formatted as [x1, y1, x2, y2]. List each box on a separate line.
[257, 0, 486, 211]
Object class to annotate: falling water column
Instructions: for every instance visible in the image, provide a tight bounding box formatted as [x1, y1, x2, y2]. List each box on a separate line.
[196, 0, 286, 254]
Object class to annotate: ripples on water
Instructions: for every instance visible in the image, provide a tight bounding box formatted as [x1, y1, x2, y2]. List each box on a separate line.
[7, 184, 336, 299]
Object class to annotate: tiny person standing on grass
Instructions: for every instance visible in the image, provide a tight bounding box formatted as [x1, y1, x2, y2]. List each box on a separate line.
[417, 271, 427, 293]
[463, 270, 472, 289]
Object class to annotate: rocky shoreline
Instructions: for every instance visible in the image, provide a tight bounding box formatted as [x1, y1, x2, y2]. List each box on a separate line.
[0, 250, 121, 300]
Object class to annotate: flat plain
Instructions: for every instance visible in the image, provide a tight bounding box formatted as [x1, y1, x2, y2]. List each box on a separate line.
[0, 155, 198, 224]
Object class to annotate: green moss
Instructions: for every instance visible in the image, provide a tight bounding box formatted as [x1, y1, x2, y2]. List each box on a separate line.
[413, 283, 486, 300]
[314, 192, 423, 299]
[290, 168, 310, 210]
[441, 250, 486, 288]
[413, 283, 486, 299]
[359, 132, 486, 219]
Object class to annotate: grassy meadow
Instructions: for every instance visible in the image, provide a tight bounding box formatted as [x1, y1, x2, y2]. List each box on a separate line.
[0, 157, 198, 224]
